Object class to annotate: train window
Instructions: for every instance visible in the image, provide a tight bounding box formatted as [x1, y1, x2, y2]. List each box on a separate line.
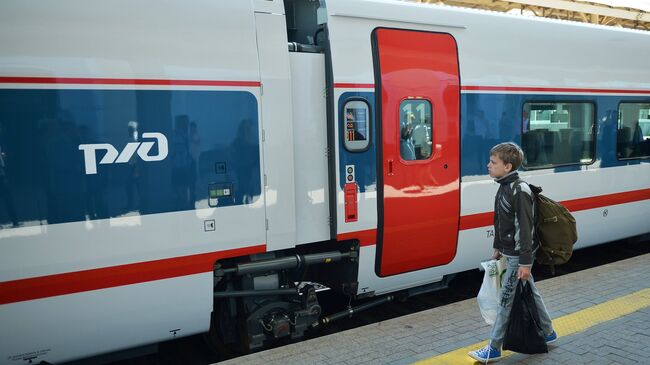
[522, 102, 595, 168]
[617, 102, 650, 159]
[400, 99, 433, 161]
[343, 100, 371, 152]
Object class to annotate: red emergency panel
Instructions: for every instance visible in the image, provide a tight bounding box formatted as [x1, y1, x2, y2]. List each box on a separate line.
[344, 182, 358, 222]
[373, 28, 460, 276]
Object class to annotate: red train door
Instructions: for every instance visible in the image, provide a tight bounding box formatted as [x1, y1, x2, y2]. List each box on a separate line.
[373, 28, 460, 276]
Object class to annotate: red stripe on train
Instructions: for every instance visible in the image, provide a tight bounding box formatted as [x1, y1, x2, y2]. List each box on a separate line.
[332, 83, 650, 94]
[337, 188, 650, 245]
[459, 211, 494, 231]
[0, 244, 266, 305]
[13, 79, 641, 93]
[337, 229, 377, 246]
[459, 188, 650, 230]
[461, 85, 650, 94]
[562, 188, 650, 212]
[1, 189, 648, 304]
[0, 76, 261, 87]
[333, 83, 375, 89]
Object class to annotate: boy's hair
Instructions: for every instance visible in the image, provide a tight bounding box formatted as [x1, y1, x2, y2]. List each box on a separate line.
[490, 142, 524, 170]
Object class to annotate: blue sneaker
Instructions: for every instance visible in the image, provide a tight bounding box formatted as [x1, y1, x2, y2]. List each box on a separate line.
[468, 345, 501, 362]
[546, 330, 558, 344]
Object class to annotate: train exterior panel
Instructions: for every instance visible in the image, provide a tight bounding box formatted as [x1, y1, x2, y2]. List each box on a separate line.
[0, 0, 649, 363]
[289, 52, 331, 245]
[0, 1, 273, 362]
[326, 0, 650, 294]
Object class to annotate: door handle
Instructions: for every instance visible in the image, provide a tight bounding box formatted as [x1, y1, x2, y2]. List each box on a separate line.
[388, 159, 394, 175]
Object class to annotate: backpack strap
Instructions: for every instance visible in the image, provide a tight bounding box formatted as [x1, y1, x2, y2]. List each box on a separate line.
[511, 178, 530, 199]
[512, 178, 540, 248]
[513, 178, 542, 196]
[511, 178, 522, 194]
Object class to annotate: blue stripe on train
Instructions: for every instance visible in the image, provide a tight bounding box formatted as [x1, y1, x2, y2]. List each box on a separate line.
[460, 93, 649, 175]
[0, 89, 260, 227]
[339, 92, 650, 188]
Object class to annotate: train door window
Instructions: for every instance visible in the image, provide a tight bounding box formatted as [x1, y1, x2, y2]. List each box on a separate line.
[343, 100, 371, 152]
[617, 102, 650, 159]
[400, 99, 433, 161]
[522, 102, 595, 168]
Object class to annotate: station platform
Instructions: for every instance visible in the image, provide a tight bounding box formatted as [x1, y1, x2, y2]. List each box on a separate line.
[219, 253, 650, 365]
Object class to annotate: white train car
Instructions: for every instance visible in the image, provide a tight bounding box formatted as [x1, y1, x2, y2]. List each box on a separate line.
[0, 0, 648, 363]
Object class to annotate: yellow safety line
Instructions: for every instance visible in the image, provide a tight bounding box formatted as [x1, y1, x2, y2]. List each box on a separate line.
[413, 287, 650, 365]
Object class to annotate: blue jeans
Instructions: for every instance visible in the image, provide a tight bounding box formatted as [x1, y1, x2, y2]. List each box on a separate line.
[489, 255, 554, 349]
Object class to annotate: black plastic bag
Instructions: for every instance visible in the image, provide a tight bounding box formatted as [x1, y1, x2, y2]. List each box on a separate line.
[502, 281, 548, 354]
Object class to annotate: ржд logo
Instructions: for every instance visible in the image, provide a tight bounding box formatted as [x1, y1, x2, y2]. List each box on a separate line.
[79, 132, 168, 175]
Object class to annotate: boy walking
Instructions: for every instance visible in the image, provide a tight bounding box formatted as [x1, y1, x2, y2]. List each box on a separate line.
[469, 142, 557, 362]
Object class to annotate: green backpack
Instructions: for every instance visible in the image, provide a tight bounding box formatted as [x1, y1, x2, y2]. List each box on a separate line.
[515, 181, 578, 267]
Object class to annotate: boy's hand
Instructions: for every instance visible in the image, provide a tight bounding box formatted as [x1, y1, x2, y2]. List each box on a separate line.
[491, 250, 501, 260]
[517, 266, 531, 281]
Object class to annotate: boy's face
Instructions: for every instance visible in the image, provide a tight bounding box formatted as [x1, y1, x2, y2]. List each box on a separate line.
[487, 154, 512, 178]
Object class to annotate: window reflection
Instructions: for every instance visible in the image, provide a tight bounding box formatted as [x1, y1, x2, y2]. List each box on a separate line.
[522, 102, 595, 168]
[0, 89, 261, 227]
[400, 99, 433, 161]
[617, 102, 650, 159]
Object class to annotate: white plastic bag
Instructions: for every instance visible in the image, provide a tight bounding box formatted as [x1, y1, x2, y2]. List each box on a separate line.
[477, 257, 507, 325]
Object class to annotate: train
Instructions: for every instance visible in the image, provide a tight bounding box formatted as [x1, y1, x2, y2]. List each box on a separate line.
[1, 0, 649, 363]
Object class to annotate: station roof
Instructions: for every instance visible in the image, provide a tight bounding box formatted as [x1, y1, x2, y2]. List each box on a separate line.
[407, 0, 650, 30]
